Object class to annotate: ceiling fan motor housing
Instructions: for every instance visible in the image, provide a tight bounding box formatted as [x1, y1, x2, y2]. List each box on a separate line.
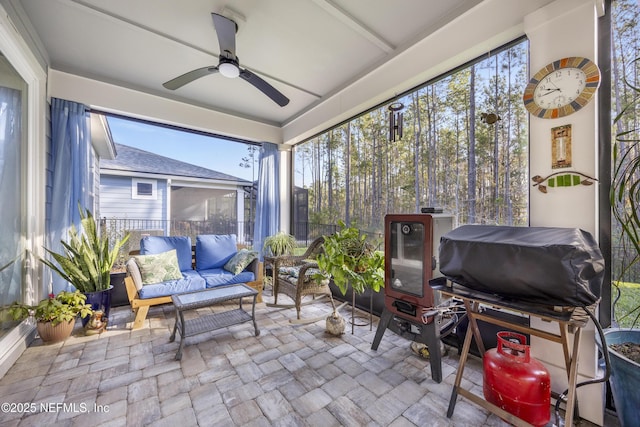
[218, 57, 240, 78]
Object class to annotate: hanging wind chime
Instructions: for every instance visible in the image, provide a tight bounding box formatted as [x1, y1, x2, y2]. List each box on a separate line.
[388, 102, 404, 142]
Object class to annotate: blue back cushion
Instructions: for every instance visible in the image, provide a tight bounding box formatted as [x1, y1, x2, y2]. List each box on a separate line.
[196, 234, 237, 270]
[140, 236, 193, 272]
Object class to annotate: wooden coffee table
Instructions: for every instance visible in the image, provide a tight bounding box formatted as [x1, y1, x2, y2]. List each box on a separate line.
[169, 284, 260, 360]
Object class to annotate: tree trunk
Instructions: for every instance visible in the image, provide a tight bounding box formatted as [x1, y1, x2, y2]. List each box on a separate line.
[493, 57, 500, 222]
[413, 92, 422, 213]
[345, 123, 351, 225]
[468, 66, 477, 223]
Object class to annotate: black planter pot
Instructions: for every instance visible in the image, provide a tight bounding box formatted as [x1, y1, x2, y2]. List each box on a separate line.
[110, 272, 129, 307]
[82, 286, 113, 326]
[329, 282, 385, 317]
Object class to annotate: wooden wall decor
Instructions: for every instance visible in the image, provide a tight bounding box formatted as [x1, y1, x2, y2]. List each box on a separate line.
[551, 124, 572, 169]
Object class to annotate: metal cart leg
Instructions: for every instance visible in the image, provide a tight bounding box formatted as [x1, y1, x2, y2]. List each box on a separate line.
[421, 317, 442, 383]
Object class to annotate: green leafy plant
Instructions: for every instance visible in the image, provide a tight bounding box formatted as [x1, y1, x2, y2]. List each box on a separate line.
[102, 218, 131, 273]
[316, 221, 384, 295]
[42, 206, 130, 293]
[611, 57, 640, 329]
[8, 290, 92, 326]
[263, 232, 296, 257]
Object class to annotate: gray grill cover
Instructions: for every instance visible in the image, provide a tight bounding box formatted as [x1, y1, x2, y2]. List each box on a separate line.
[439, 225, 604, 307]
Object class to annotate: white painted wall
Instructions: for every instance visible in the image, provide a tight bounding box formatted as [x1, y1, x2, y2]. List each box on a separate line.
[525, 1, 603, 424]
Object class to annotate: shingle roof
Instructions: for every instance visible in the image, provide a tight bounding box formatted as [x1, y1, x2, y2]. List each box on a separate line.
[101, 143, 249, 183]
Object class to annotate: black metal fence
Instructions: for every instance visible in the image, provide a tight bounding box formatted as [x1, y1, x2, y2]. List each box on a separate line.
[101, 218, 383, 253]
[100, 218, 255, 252]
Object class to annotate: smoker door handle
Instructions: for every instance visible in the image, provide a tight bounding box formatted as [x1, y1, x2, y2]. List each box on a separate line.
[392, 300, 416, 317]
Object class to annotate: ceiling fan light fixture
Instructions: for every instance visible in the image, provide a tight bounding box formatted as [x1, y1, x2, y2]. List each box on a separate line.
[163, 12, 288, 106]
[219, 61, 239, 78]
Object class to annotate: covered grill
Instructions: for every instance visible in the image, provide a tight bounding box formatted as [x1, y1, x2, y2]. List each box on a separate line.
[438, 225, 604, 308]
[435, 225, 604, 426]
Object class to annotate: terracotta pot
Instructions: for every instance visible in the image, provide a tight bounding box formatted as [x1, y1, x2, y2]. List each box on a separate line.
[36, 319, 76, 344]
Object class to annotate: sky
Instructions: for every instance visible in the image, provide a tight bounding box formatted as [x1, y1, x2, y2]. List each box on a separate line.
[106, 116, 259, 181]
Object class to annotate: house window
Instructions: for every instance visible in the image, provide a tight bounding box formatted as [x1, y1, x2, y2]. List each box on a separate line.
[132, 178, 157, 200]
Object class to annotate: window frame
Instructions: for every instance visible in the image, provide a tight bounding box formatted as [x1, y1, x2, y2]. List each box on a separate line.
[132, 178, 157, 200]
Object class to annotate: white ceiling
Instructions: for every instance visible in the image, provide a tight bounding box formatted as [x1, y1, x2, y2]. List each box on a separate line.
[14, 0, 484, 129]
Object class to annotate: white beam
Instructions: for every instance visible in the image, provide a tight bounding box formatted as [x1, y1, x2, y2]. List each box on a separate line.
[310, 0, 394, 53]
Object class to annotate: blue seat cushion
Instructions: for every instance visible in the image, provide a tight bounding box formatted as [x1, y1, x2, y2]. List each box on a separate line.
[196, 234, 237, 270]
[140, 236, 193, 272]
[198, 268, 255, 288]
[137, 270, 205, 299]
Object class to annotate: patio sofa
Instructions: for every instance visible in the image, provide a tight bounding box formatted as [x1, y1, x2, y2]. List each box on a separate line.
[124, 234, 262, 329]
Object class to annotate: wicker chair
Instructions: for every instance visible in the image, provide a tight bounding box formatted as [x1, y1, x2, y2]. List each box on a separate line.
[272, 236, 334, 319]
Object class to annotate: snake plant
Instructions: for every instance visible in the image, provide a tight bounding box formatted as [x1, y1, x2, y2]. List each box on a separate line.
[41, 206, 130, 293]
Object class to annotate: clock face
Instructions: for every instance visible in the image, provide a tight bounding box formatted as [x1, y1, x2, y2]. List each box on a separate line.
[532, 68, 586, 110]
[523, 57, 600, 119]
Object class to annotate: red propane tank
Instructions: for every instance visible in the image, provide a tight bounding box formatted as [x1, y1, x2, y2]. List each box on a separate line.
[483, 331, 551, 426]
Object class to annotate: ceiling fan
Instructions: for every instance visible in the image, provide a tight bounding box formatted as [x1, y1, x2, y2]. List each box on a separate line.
[163, 13, 289, 107]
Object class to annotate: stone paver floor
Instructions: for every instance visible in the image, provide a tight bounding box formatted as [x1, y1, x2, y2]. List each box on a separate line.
[0, 288, 618, 426]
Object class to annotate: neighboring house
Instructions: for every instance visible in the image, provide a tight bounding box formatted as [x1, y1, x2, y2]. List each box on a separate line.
[100, 143, 251, 243]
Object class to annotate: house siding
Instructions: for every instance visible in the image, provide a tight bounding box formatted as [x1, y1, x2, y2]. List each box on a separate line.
[99, 175, 166, 221]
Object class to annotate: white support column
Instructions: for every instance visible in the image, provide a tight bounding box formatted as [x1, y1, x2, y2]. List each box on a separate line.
[279, 145, 292, 234]
[525, 1, 604, 424]
[236, 187, 245, 244]
[166, 179, 172, 236]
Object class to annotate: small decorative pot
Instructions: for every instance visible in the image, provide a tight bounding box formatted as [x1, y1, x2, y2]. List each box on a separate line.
[82, 286, 113, 327]
[84, 310, 108, 335]
[36, 319, 76, 344]
[326, 312, 345, 335]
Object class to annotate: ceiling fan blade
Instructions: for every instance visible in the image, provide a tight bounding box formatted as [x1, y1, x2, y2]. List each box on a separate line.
[163, 66, 218, 90]
[212, 13, 237, 58]
[239, 68, 290, 107]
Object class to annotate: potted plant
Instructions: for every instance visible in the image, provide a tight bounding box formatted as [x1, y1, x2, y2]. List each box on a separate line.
[315, 222, 384, 332]
[8, 290, 93, 343]
[263, 232, 296, 257]
[41, 206, 129, 326]
[263, 232, 296, 288]
[605, 57, 640, 427]
[316, 222, 384, 295]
